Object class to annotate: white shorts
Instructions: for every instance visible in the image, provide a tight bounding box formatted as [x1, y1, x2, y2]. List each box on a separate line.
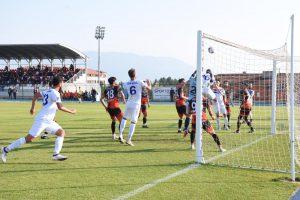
[124, 103, 141, 123]
[214, 102, 227, 115]
[29, 120, 62, 138]
[202, 88, 216, 100]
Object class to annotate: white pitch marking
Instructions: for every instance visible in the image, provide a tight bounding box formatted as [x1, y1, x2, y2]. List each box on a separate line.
[113, 135, 269, 200]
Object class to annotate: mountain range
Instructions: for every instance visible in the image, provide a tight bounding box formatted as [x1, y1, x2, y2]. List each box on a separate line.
[84, 51, 194, 81]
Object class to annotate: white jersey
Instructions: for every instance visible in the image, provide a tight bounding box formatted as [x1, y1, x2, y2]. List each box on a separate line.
[123, 80, 147, 106]
[248, 89, 254, 104]
[202, 73, 215, 88]
[213, 87, 226, 106]
[35, 89, 61, 122]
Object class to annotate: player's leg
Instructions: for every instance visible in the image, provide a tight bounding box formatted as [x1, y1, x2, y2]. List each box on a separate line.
[119, 107, 130, 143]
[203, 120, 226, 152]
[235, 114, 243, 133]
[214, 103, 221, 130]
[221, 106, 229, 130]
[1, 121, 45, 163]
[244, 115, 255, 133]
[45, 121, 67, 161]
[126, 106, 140, 146]
[226, 105, 231, 128]
[190, 115, 196, 149]
[141, 105, 148, 128]
[176, 105, 185, 133]
[107, 108, 117, 140]
[183, 101, 192, 136]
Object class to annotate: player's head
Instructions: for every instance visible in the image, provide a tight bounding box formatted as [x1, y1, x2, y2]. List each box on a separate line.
[108, 76, 117, 86]
[128, 68, 136, 80]
[242, 82, 248, 90]
[206, 69, 212, 75]
[51, 76, 63, 89]
[178, 78, 185, 86]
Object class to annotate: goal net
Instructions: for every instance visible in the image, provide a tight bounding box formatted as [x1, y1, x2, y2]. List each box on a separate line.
[196, 22, 299, 178]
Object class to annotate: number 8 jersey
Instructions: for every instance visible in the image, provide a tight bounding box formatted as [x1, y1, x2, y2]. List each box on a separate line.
[123, 80, 147, 106]
[35, 89, 62, 122]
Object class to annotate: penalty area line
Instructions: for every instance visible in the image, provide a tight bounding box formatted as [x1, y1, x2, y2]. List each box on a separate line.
[113, 135, 269, 200]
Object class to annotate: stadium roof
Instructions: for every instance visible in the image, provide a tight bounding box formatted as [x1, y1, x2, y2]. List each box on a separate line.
[0, 44, 87, 60]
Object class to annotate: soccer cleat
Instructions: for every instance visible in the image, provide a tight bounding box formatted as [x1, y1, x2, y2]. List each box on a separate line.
[53, 154, 68, 161]
[177, 129, 182, 133]
[126, 140, 135, 146]
[1, 147, 8, 163]
[191, 143, 195, 150]
[112, 134, 117, 140]
[142, 124, 149, 128]
[118, 137, 125, 144]
[249, 127, 255, 133]
[183, 130, 189, 138]
[235, 130, 240, 134]
[219, 147, 226, 153]
[41, 132, 49, 139]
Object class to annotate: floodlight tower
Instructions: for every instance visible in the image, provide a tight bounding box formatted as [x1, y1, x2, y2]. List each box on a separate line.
[95, 26, 105, 85]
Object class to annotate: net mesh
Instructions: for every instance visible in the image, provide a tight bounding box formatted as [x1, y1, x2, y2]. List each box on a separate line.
[200, 33, 298, 173]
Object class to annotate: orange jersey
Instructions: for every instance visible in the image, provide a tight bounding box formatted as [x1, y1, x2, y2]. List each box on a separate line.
[141, 97, 149, 105]
[175, 87, 186, 106]
[104, 86, 120, 109]
[141, 87, 149, 105]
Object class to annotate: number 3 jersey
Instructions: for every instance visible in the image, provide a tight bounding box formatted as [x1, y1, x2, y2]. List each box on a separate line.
[35, 89, 62, 122]
[104, 85, 121, 108]
[123, 80, 147, 106]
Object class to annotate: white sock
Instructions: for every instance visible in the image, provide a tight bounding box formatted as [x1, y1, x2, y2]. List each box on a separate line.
[6, 137, 26, 152]
[119, 118, 127, 139]
[224, 115, 228, 127]
[216, 118, 220, 130]
[128, 123, 136, 141]
[54, 136, 64, 155]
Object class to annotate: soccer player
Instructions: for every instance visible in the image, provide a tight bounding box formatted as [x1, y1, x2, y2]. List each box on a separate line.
[119, 68, 151, 146]
[1, 77, 77, 163]
[235, 84, 255, 134]
[100, 76, 126, 140]
[140, 84, 150, 128]
[212, 79, 229, 130]
[175, 78, 187, 133]
[190, 97, 225, 152]
[223, 80, 232, 128]
[183, 69, 216, 136]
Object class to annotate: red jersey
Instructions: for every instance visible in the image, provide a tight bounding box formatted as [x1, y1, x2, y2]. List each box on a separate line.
[175, 86, 186, 106]
[141, 87, 149, 105]
[104, 85, 120, 109]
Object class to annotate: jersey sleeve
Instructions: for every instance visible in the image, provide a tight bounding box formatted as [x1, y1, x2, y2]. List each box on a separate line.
[140, 81, 147, 88]
[51, 90, 62, 103]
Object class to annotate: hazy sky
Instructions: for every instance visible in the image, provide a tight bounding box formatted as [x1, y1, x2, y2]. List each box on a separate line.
[0, 0, 299, 66]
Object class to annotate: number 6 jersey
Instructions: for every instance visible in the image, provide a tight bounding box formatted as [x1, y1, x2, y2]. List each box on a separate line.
[35, 89, 62, 122]
[123, 80, 147, 106]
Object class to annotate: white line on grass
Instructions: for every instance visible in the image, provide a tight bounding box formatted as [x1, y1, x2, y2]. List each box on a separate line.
[113, 135, 270, 200]
[290, 188, 300, 200]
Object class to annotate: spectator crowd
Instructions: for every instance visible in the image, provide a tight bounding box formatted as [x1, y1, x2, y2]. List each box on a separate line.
[0, 64, 79, 86]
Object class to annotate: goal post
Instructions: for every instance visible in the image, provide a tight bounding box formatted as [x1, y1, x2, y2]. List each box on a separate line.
[195, 15, 297, 181]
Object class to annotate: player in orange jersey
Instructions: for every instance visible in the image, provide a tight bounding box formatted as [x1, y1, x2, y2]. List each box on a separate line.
[101, 77, 126, 140]
[140, 85, 150, 128]
[175, 78, 188, 133]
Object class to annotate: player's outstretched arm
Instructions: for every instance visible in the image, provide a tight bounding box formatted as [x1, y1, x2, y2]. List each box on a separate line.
[56, 103, 77, 114]
[120, 91, 126, 104]
[100, 93, 108, 110]
[30, 92, 42, 115]
[145, 80, 152, 90]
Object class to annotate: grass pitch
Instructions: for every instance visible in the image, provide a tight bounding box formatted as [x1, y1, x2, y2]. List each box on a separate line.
[0, 101, 299, 200]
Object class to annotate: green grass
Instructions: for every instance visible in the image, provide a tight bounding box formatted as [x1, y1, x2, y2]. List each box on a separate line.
[0, 101, 299, 199]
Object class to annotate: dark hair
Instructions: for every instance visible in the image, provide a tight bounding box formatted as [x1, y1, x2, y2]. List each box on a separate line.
[178, 78, 185, 83]
[108, 76, 116, 85]
[206, 69, 212, 74]
[216, 78, 221, 83]
[128, 68, 136, 79]
[52, 76, 63, 87]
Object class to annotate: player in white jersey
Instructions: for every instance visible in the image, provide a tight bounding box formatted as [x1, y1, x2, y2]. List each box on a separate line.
[183, 69, 217, 136]
[212, 79, 229, 130]
[1, 77, 77, 163]
[119, 68, 151, 146]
